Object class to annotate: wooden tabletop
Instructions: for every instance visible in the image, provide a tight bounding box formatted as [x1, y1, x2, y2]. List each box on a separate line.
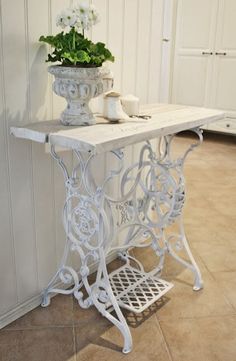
[10, 104, 224, 154]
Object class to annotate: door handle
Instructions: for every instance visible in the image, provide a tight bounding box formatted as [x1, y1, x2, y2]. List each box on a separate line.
[202, 51, 213, 55]
[215, 52, 227, 55]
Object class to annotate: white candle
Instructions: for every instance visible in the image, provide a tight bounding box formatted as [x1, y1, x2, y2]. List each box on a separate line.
[120, 94, 139, 116]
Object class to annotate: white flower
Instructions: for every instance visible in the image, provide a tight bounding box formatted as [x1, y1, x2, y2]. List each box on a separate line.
[56, 9, 77, 29]
[89, 4, 100, 24]
[74, 18, 82, 31]
[56, 15, 66, 29]
[56, 3, 100, 32]
[78, 3, 90, 14]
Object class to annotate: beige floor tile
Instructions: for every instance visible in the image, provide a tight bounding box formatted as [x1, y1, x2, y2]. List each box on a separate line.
[156, 267, 234, 320]
[211, 271, 236, 310]
[227, 236, 236, 248]
[131, 246, 163, 274]
[206, 190, 236, 220]
[0, 327, 75, 361]
[192, 241, 236, 273]
[183, 202, 223, 230]
[5, 295, 74, 330]
[163, 250, 205, 279]
[73, 301, 105, 326]
[184, 220, 235, 245]
[75, 315, 171, 361]
[160, 315, 236, 361]
[74, 315, 112, 352]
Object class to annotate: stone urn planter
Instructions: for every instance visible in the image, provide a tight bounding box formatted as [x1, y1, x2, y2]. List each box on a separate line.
[49, 66, 113, 126]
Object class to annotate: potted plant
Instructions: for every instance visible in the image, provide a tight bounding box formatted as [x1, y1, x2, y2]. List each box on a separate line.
[39, 3, 114, 126]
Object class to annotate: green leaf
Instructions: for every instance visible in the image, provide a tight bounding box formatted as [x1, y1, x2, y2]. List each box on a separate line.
[62, 50, 91, 65]
[39, 28, 115, 66]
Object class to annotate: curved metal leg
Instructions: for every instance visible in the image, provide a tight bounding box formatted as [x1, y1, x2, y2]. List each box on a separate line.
[43, 146, 133, 352]
[137, 130, 204, 290]
[41, 148, 83, 306]
[72, 247, 133, 353]
[165, 216, 203, 291]
[93, 250, 132, 353]
[179, 217, 203, 290]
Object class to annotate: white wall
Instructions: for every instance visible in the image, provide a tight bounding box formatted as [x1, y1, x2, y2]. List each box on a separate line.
[0, 0, 164, 327]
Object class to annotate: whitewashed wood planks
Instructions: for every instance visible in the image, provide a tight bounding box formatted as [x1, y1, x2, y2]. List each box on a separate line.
[11, 104, 225, 154]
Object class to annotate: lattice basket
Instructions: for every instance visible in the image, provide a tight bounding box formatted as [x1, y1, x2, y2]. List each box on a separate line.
[109, 264, 173, 313]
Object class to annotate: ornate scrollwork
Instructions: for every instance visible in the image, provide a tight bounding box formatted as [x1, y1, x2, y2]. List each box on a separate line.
[42, 128, 204, 353]
[115, 201, 134, 227]
[65, 194, 99, 248]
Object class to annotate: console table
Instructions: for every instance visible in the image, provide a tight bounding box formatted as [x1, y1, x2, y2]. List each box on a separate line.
[11, 104, 224, 353]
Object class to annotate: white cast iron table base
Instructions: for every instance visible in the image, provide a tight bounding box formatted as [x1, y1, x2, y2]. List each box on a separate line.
[41, 129, 203, 354]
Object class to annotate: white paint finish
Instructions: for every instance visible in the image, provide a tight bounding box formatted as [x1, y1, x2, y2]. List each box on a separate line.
[50, 0, 69, 119]
[7, 137, 38, 302]
[0, 19, 17, 313]
[90, 0, 108, 194]
[218, 0, 236, 50]
[210, 0, 236, 118]
[160, 0, 175, 102]
[135, 0, 152, 103]
[171, 0, 236, 134]
[107, 0, 124, 92]
[50, 106, 223, 152]
[0, 146, 17, 314]
[146, 0, 164, 174]
[174, 56, 210, 106]
[53, 152, 71, 268]
[10, 123, 52, 143]
[31, 144, 57, 288]
[177, 0, 217, 50]
[91, 0, 108, 43]
[1, 0, 165, 326]
[1, 1, 29, 117]
[1, 0, 38, 302]
[50, 0, 74, 270]
[27, 0, 57, 290]
[148, 0, 164, 104]
[48, 66, 112, 126]
[27, 0, 51, 122]
[206, 117, 236, 135]
[122, 0, 138, 95]
[99, 0, 122, 207]
[213, 57, 236, 112]
[11, 105, 225, 152]
[172, 0, 218, 107]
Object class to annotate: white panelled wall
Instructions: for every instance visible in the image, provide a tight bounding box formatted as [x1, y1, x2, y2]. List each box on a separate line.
[0, 0, 165, 327]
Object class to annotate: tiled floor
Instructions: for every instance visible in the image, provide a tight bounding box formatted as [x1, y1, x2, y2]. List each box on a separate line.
[1, 132, 236, 361]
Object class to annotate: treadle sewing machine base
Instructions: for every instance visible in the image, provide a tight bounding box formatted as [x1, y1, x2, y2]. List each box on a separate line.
[11, 104, 224, 354]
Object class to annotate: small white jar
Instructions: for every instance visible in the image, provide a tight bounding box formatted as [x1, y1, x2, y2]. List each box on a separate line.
[103, 91, 130, 122]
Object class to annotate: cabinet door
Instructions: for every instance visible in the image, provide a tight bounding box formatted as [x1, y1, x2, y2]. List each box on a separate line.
[210, 0, 236, 118]
[171, 0, 218, 107]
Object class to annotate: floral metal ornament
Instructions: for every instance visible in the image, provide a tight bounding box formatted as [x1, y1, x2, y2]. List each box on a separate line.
[41, 129, 204, 353]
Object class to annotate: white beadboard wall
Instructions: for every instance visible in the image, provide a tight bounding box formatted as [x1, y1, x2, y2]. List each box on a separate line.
[0, 0, 165, 327]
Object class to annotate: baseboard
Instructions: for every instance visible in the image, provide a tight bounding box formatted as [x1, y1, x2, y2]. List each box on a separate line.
[0, 250, 118, 329]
